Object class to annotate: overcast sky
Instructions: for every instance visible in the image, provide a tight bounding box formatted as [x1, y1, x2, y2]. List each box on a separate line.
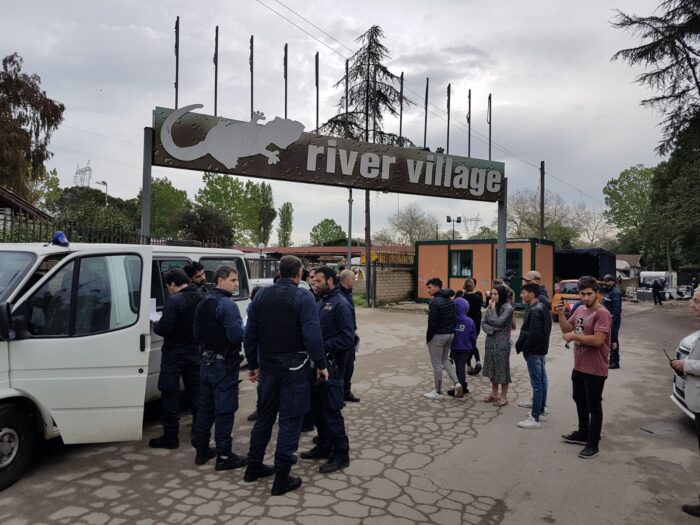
[3, 0, 662, 245]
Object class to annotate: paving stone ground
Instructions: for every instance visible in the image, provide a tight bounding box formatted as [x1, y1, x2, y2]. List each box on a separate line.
[2, 303, 698, 524]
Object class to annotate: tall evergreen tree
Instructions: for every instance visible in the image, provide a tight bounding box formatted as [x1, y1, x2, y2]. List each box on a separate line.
[612, 0, 700, 154]
[277, 201, 293, 247]
[320, 26, 414, 146]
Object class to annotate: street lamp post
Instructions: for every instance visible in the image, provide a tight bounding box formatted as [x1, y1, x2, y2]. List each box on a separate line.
[446, 216, 462, 240]
[95, 180, 108, 205]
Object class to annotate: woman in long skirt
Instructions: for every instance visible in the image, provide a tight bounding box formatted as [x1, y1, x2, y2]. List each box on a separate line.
[482, 284, 514, 406]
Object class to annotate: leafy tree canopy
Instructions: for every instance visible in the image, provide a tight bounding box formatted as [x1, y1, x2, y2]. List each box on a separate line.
[0, 53, 65, 200]
[310, 218, 346, 245]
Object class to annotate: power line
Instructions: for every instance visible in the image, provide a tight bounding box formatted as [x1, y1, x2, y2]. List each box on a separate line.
[256, 1, 605, 206]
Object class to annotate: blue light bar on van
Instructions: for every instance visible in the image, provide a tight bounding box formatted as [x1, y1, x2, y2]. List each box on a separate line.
[51, 231, 70, 247]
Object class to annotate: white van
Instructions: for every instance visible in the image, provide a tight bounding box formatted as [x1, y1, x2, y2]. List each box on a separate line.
[0, 242, 251, 490]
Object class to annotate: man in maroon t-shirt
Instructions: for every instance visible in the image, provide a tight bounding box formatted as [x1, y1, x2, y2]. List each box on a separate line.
[556, 275, 612, 459]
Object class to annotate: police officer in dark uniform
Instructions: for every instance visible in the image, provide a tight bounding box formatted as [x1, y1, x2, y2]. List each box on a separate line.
[338, 269, 360, 403]
[601, 274, 622, 369]
[301, 265, 353, 473]
[191, 265, 246, 470]
[149, 268, 205, 449]
[242, 255, 328, 496]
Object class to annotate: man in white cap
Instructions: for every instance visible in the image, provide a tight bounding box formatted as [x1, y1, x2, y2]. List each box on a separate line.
[521, 270, 550, 308]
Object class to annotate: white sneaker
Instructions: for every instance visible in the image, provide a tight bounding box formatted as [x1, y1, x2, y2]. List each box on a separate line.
[543, 405, 549, 415]
[454, 383, 464, 398]
[517, 415, 541, 429]
[518, 400, 533, 408]
[529, 411, 547, 421]
[423, 389, 444, 400]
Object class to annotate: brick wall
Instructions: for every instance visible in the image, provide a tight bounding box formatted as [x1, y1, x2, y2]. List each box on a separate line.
[375, 267, 415, 303]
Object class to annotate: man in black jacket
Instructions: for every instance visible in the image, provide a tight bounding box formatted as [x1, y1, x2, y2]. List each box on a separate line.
[515, 282, 552, 429]
[424, 278, 462, 400]
[338, 269, 360, 403]
[301, 266, 354, 473]
[150, 268, 205, 449]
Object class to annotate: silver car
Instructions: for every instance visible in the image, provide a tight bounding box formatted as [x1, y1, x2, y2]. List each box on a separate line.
[671, 330, 700, 420]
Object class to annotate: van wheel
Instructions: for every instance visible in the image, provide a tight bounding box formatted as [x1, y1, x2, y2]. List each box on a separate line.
[0, 405, 35, 491]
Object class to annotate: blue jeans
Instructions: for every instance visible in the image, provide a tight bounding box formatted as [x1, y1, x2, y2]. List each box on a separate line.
[191, 358, 239, 456]
[524, 353, 547, 421]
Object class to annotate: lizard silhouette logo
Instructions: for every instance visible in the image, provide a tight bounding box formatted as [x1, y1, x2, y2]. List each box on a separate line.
[161, 104, 305, 169]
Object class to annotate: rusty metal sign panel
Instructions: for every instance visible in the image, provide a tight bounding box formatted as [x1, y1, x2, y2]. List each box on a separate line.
[153, 105, 505, 202]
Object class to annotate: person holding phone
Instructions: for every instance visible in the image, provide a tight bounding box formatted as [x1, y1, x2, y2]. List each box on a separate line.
[671, 289, 700, 518]
[556, 276, 612, 460]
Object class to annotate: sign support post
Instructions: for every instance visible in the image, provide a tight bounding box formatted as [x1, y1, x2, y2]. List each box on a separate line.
[496, 178, 508, 279]
[140, 127, 154, 245]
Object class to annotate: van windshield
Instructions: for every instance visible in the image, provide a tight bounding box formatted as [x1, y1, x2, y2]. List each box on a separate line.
[0, 252, 36, 302]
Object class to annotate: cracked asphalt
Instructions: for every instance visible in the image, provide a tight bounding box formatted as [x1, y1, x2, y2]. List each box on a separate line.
[2, 301, 698, 524]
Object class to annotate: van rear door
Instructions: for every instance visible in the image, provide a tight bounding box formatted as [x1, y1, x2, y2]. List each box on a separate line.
[8, 246, 152, 443]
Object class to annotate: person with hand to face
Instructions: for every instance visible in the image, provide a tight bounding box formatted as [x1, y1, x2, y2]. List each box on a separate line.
[481, 285, 514, 407]
[671, 289, 700, 518]
[556, 276, 612, 459]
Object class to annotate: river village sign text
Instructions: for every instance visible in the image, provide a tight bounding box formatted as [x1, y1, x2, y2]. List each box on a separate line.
[153, 105, 505, 202]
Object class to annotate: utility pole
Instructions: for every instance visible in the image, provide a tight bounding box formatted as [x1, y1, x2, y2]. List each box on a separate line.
[540, 161, 545, 239]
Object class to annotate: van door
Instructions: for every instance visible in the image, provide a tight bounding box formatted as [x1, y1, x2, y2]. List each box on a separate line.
[8, 246, 152, 443]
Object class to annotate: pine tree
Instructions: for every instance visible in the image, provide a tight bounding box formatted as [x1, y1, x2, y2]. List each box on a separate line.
[612, 0, 700, 154]
[320, 26, 414, 146]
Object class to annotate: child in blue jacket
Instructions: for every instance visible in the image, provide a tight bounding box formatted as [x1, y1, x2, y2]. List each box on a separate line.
[449, 293, 477, 396]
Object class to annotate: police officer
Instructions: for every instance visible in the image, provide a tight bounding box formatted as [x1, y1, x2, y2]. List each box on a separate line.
[149, 268, 205, 449]
[338, 269, 360, 403]
[242, 256, 328, 496]
[301, 265, 353, 473]
[191, 265, 246, 470]
[601, 274, 622, 369]
[183, 262, 207, 294]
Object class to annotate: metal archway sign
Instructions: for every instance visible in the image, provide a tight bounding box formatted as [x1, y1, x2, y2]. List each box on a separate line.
[151, 104, 505, 202]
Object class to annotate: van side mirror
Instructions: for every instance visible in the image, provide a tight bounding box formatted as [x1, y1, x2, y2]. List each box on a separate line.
[0, 302, 12, 341]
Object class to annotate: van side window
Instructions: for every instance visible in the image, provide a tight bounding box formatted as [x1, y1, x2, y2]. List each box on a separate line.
[25, 261, 75, 336]
[200, 257, 249, 299]
[19, 254, 143, 338]
[151, 259, 190, 308]
[14, 254, 69, 302]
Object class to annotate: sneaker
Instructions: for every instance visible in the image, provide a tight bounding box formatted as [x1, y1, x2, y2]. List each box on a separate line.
[423, 389, 443, 400]
[562, 431, 588, 445]
[446, 389, 456, 397]
[473, 363, 482, 374]
[578, 445, 599, 459]
[528, 411, 547, 421]
[247, 410, 258, 421]
[454, 383, 464, 398]
[517, 415, 541, 429]
[517, 400, 533, 408]
[271, 472, 302, 496]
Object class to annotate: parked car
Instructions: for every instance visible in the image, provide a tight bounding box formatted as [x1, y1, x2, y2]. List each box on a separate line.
[670, 329, 700, 420]
[551, 279, 605, 321]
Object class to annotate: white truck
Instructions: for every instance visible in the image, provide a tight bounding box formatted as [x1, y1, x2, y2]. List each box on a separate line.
[0, 242, 252, 489]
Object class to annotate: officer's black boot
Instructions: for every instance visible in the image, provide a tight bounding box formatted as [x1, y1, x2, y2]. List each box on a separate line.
[609, 350, 620, 369]
[244, 463, 275, 482]
[215, 453, 247, 471]
[271, 470, 302, 496]
[194, 447, 217, 465]
[149, 434, 179, 449]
